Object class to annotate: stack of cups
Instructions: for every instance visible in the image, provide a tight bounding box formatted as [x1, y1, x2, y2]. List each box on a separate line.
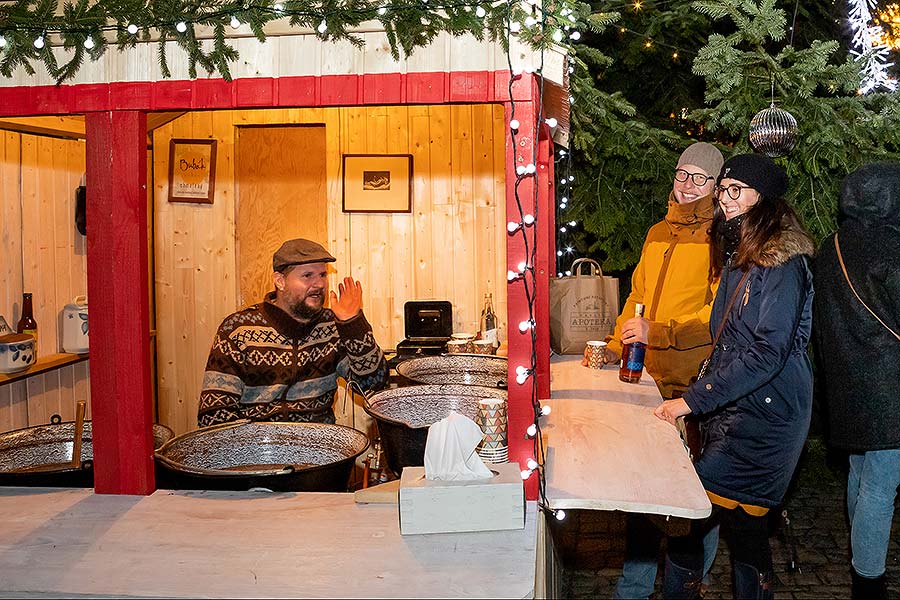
[476, 398, 508, 464]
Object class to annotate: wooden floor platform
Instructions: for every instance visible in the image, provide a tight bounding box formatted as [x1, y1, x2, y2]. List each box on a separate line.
[0, 487, 537, 598]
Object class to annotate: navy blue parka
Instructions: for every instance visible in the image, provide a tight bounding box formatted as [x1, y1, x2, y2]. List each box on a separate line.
[683, 225, 815, 508]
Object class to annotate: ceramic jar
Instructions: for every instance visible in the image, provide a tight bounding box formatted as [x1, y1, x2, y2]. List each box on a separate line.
[0, 333, 36, 374]
[62, 296, 89, 354]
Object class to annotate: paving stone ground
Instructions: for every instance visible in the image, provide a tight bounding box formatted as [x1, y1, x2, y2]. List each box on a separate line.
[553, 436, 900, 599]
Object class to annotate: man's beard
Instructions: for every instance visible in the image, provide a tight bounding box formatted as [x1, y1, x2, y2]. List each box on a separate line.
[288, 294, 325, 320]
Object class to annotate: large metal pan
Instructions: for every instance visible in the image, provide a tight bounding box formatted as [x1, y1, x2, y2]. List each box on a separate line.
[154, 420, 369, 492]
[0, 416, 174, 487]
[395, 354, 507, 388]
[363, 384, 507, 476]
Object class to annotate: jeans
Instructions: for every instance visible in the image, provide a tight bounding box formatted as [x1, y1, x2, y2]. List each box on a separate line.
[848, 449, 900, 578]
[613, 516, 719, 600]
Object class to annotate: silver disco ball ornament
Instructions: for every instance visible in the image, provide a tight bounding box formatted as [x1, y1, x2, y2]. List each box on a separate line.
[749, 103, 798, 158]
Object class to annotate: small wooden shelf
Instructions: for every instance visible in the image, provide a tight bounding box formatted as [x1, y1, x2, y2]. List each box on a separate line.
[0, 352, 89, 386]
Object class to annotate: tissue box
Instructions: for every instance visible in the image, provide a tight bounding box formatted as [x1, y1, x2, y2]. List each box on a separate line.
[399, 462, 525, 535]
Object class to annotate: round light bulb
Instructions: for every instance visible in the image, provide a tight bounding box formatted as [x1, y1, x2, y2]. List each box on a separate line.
[33, 35, 45, 49]
[558, 150, 566, 157]
[570, 31, 581, 41]
[557, 250, 563, 257]
[512, 66, 524, 77]
[526, 459, 539, 471]
[541, 405, 552, 416]
[317, 20, 327, 33]
[568, 175, 575, 182]
[546, 117, 558, 128]
[560, 226, 567, 233]
[509, 21, 521, 33]
[516, 372, 528, 385]
[0, 35, 6, 48]
[230, 16, 241, 28]
[568, 14, 577, 22]
[516, 165, 526, 175]
[378, 7, 387, 14]
[523, 213, 535, 225]
[518, 320, 532, 333]
[517, 261, 527, 272]
[127, 23, 138, 34]
[83, 36, 95, 49]
[524, 16, 536, 27]
[521, 469, 532, 480]
[560, 203, 567, 209]
[176, 21, 187, 33]
[568, 220, 576, 226]
[507, 270, 518, 281]
[565, 245, 574, 253]
[515, 365, 528, 376]
[555, 509, 567, 521]
[273, 2, 284, 11]
[552, 30, 563, 43]
[526, 424, 537, 437]
[476, 6, 486, 17]
[525, 163, 536, 174]
[565, 270, 572, 276]
[510, 119, 520, 130]
[560, 196, 568, 203]
[507, 221, 520, 233]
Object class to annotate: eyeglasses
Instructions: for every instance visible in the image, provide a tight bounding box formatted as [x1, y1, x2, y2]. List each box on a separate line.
[674, 169, 713, 186]
[714, 184, 754, 200]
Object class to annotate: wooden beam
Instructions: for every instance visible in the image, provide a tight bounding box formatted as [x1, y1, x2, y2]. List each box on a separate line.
[535, 123, 553, 399]
[0, 116, 85, 139]
[146, 111, 186, 133]
[85, 110, 155, 495]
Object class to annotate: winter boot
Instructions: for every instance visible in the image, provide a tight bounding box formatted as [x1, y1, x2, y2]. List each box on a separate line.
[662, 555, 703, 599]
[732, 560, 774, 600]
[851, 570, 887, 600]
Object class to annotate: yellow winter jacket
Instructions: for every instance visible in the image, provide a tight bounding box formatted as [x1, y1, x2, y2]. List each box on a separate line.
[606, 193, 719, 399]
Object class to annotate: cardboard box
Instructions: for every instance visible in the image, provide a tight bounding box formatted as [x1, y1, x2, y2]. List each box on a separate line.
[399, 462, 525, 535]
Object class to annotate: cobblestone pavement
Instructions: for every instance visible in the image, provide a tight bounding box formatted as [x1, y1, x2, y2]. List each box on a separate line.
[555, 436, 900, 599]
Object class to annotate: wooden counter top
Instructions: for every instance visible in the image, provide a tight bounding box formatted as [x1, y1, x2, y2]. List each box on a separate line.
[542, 355, 711, 519]
[0, 487, 537, 598]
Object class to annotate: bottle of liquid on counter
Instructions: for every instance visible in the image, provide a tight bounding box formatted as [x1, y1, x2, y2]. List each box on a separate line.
[619, 303, 645, 384]
[480, 293, 499, 348]
[16, 292, 38, 346]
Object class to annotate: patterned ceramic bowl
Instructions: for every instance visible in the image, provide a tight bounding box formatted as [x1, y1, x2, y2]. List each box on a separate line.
[395, 354, 507, 388]
[0, 333, 36, 374]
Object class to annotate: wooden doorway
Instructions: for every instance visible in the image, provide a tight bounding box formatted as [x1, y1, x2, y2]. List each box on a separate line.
[236, 124, 327, 307]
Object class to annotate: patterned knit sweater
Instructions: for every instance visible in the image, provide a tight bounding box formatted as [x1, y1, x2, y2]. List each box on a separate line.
[198, 293, 388, 427]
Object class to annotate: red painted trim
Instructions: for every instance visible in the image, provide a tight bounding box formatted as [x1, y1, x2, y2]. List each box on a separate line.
[110, 82, 153, 110]
[85, 111, 155, 495]
[320, 74, 360, 106]
[192, 79, 235, 109]
[363, 73, 403, 104]
[405, 72, 446, 104]
[448, 71, 491, 102]
[535, 124, 554, 399]
[235, 77, 276, 106]
[277, 75, 318, 106]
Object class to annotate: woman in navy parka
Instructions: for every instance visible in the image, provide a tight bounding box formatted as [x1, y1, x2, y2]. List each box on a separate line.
[654, 154, 815, 599]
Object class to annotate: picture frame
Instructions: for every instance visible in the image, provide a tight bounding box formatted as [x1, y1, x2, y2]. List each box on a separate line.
[168, 139, 217, 204]
[342, 154, 413, 213]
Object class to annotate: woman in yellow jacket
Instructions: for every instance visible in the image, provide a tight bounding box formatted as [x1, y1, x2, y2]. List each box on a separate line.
[599, 142, 723, 599]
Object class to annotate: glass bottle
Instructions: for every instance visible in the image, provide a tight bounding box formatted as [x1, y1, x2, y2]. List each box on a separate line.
[16, 292, 38, 345]
[480, 293, 499, 347]
[619, 303, 645, 384]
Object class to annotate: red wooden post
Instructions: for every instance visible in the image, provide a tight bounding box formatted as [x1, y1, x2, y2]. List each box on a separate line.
[85, 111, 156, 495]
[535, 124, 554, 399]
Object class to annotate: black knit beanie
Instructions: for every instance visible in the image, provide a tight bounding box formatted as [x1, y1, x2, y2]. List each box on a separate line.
[718, 154, 788, 199]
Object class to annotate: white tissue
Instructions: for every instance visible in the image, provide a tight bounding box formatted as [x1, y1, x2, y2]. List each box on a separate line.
[424, 411, 493, 481]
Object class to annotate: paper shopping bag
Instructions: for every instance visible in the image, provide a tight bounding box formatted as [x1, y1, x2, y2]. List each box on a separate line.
[549, 258, 619, 354]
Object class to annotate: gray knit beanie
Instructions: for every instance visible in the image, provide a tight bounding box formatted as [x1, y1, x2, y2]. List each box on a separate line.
[677, 142, 724, 179]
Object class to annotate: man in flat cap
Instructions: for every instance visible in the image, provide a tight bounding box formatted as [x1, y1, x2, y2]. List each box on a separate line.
[198, 239, 388, 427]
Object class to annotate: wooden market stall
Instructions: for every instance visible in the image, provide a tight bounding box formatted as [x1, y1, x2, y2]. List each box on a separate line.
[0, 27, 562, 495]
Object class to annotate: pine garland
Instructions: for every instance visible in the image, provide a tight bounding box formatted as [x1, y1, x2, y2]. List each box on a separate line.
[0, 0, 590, 82]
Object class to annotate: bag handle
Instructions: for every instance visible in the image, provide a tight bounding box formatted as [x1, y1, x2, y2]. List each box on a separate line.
[570, 258, 602, 278]
[835, 233, 900, 341]
[697, 267, 753, 379]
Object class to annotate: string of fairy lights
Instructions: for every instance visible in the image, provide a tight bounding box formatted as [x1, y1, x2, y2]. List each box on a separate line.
[502, 0, 566, 521]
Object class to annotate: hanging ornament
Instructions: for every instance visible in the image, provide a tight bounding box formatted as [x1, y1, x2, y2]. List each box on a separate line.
[749, 76, 798, 158]
[749, 103, 798, 158]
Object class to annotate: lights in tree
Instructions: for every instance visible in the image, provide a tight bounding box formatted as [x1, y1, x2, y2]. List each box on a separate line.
[84, 36, 95, 49]
[175, 21, 188, 33]
[378, 6, 387, 15]
[33, 35, 45, 49]
[273, 2, 284, 11]
[510, 22, 521, 33]
[230, 15, 241, 28]
[847, 0, 897, 93]
[552, 30, 563, 43]
[317, 20, 328, 33]
[127, 23, 138, 34]
[524, 16, 537, 27]
[570, 31, 581, 41]
[476, 6, 487, 17]
[0, 35, 6, 48]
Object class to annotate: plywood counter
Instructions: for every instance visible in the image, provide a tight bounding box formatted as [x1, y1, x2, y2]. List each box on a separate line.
[0, 487, 537, 598]
[542, 355, 711, 519]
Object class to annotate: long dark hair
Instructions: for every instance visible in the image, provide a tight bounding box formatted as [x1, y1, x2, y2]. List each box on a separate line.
[710, 192, 808, 277]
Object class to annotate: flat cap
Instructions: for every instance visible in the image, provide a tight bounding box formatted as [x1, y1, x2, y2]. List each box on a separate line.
[273, 238, 336, 271]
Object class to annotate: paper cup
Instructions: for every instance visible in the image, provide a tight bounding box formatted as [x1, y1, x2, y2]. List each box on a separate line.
[477, 445, 509, 464]
[451, 333, 475, 342]
[586, 340, 608, 369]
[446, 340, 469, 354]
[478, 398, 508, 449]
[471, 339, 496, 355]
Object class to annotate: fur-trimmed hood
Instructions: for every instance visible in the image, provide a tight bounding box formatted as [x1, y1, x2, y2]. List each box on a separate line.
[756, 221, 815, 268]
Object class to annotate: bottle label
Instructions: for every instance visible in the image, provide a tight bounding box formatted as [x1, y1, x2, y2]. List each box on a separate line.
[626, 343, 645, 371]
[482, 328, 498, 345]
[22, 329, 38, 344]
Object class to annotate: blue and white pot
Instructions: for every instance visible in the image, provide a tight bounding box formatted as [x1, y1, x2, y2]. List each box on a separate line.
[62, 296, 89, 354]
[0, 333, 36, 374]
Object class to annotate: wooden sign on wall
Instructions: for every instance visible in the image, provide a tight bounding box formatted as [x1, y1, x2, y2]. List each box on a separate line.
[168, 139, 217, 204]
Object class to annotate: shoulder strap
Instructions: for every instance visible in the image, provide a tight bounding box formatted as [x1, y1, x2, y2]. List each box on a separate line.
[834, 233, 900, 341]
[709, 267, 753, 352]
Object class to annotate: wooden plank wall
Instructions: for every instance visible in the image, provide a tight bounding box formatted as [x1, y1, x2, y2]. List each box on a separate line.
[153, 104, 507, 435]
[0, 131, 90, 433]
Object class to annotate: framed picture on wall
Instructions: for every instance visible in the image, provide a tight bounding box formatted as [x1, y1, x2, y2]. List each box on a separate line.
[168, 139, 217, 204]
[342, 154, 413, 213]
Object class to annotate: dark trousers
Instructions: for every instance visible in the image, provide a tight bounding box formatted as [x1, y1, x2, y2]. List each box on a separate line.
[668, 504, 772, 574]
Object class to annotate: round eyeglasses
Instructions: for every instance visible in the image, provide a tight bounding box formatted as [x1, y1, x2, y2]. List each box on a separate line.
[674, 169, 713, 186]
[714, 184, 754, 200]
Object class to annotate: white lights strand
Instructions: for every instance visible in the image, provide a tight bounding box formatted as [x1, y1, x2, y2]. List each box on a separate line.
[847, 0, 897, 94]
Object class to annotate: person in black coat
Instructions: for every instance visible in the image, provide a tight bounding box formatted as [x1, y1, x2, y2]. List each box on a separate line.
[811, 163, 900, 600]
[654, 154, 815, 599]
